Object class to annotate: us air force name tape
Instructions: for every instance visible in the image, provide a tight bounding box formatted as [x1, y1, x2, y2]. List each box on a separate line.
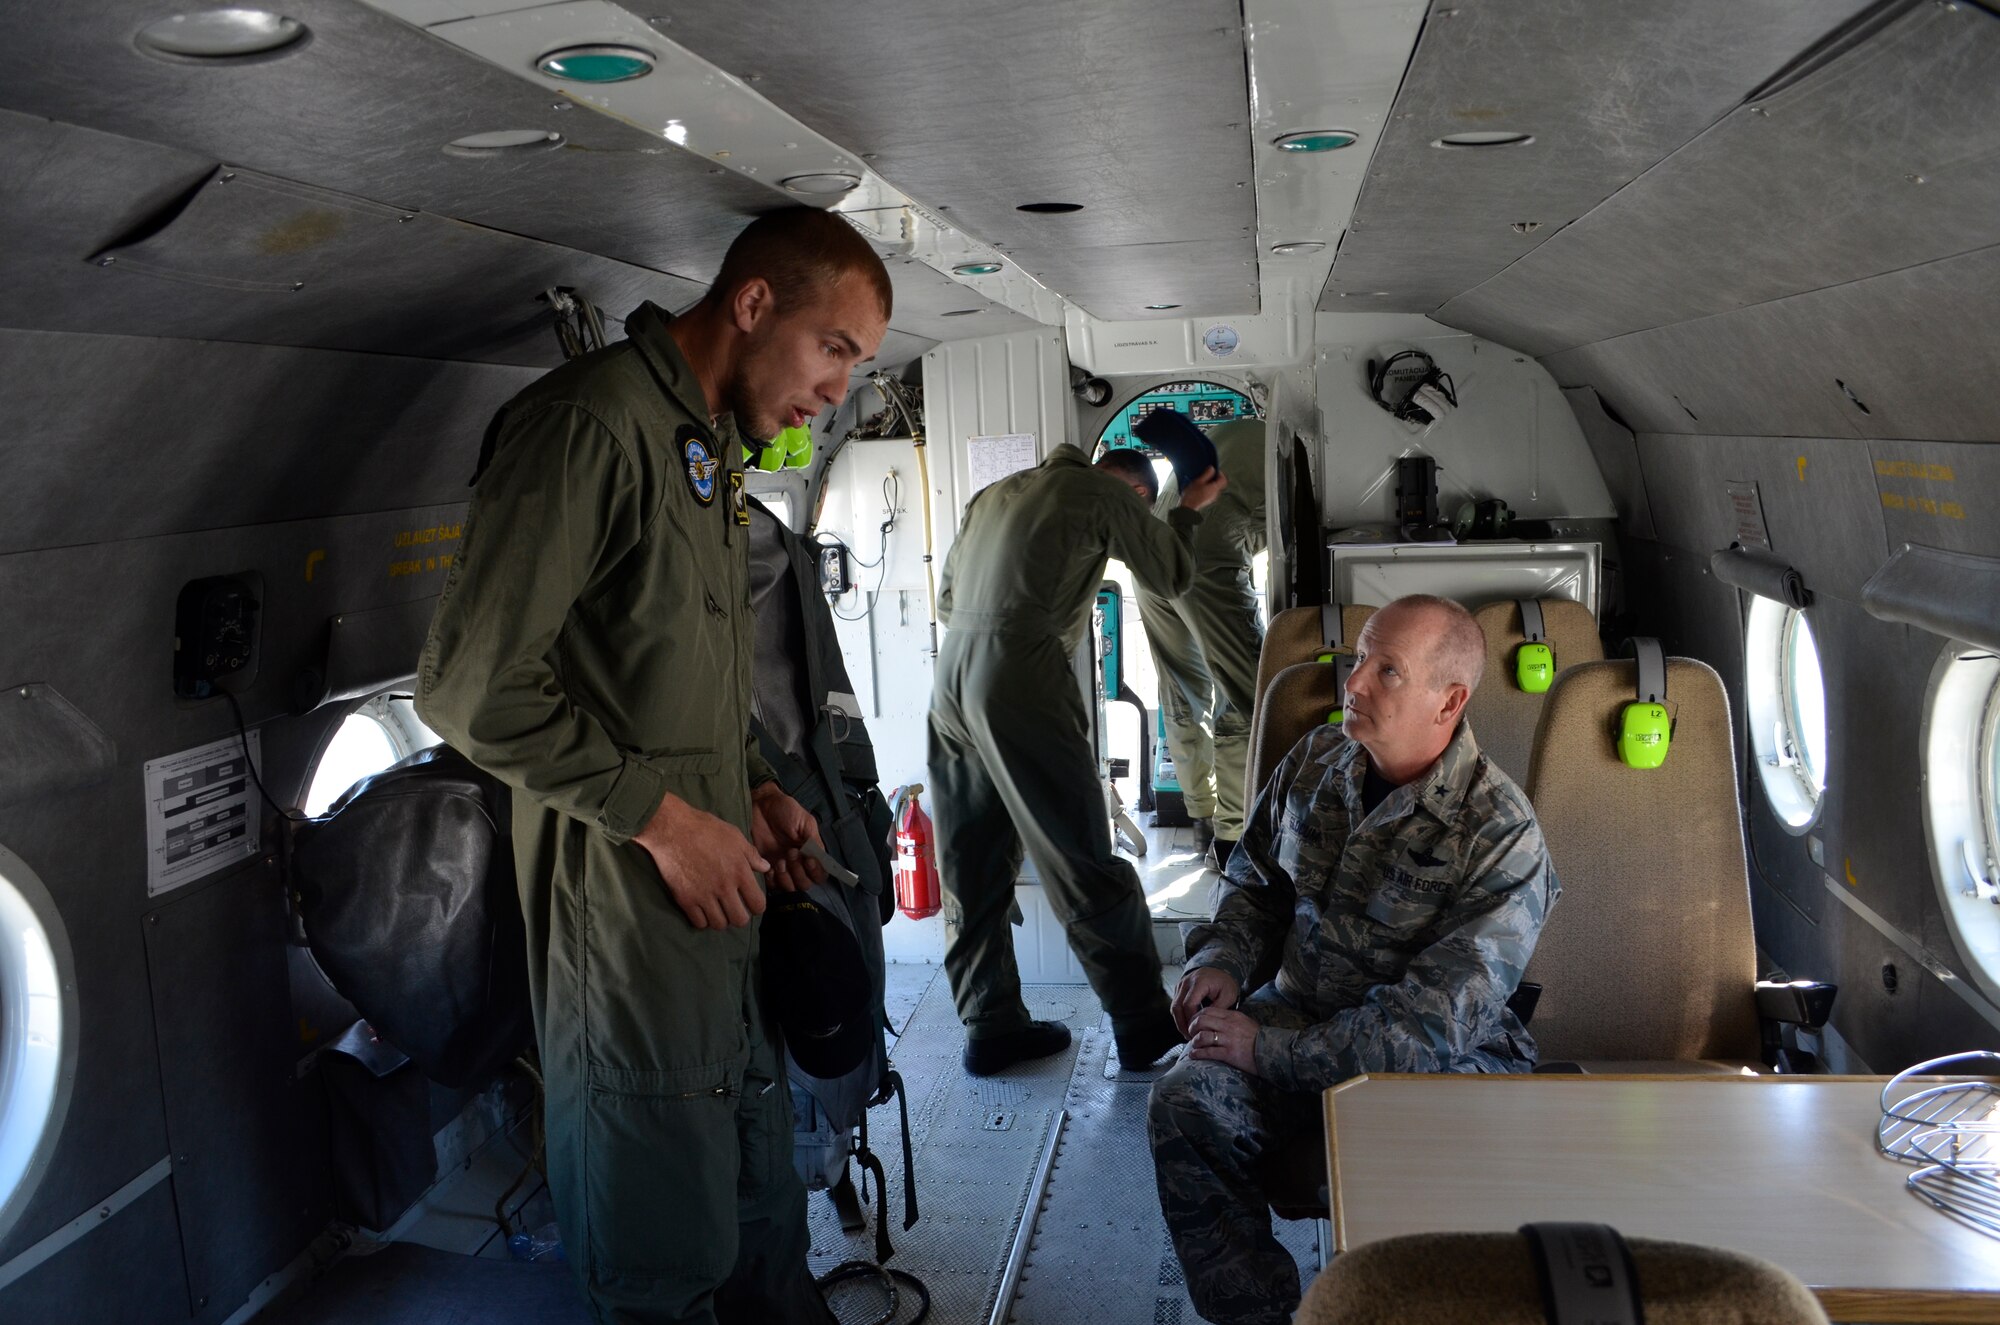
[1618, 637, 1672, 770]
[1515, 598, 1553, 693]
[1710, 543, 1811, 610]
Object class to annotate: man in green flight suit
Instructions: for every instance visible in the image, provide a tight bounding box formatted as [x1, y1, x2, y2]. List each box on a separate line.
[1131, 417, 1268, 869]
[929, 443, 1227, 1076]
[418, 208, 890, 1325]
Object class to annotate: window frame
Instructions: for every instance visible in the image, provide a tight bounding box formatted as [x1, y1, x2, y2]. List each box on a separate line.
[1744, 596, 1828, 832]
[0, 844, 78, 1246]
[1923, 640, 2000, 1005]
[300, 691, 440, 816]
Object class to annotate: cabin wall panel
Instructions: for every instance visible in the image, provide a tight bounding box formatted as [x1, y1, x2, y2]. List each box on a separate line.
[0, 501, 468, 1297]
[145, 858, 326, 1324]
[0, 1178, 189, 1325]
[1312, 314, 1612, 530]
[1868, 438, 2000, 560]
[0, 329, 520, 555]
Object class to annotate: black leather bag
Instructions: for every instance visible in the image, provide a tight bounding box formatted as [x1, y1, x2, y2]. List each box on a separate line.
[291, 745, 530, 1088]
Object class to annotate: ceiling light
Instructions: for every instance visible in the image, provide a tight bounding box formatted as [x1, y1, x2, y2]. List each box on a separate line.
[780, 172, 861, 196]
[536, 45, 655, 83]
[445, 129, 565, 157]
[137, 9, 307, 59]
[1434, 131, 1535, 148]
[1273, 130, 1358, 153]
[1270, 241, 1325, 256]
[952, 262, 1004, 277]
[1145, 303, 1181, 310]
[1017, 202, 1084, 214]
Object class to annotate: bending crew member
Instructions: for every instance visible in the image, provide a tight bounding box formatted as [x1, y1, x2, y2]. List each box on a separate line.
[1150, 595, 1558, 1325]
[929, 443, 1225, 1077]
[419, 207, 889, 1325]
[1132, 416, 1267, 869]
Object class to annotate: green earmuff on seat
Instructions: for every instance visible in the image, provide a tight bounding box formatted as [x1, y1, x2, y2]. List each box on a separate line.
[1514, 599, 1554, 693]
[1616, 638, 1673, 769]
[745, 423, 815, 472]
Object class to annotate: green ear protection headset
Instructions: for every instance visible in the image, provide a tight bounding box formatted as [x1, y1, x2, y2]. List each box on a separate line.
[1514, 599, 1554, 693]
[744, 423, 815, 472]
[1314, 604, 1356, 724]
[1617, 637, 1674, 770]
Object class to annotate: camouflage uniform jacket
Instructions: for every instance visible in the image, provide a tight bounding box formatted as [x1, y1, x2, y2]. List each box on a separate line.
[1186, 720, 1558, 1094]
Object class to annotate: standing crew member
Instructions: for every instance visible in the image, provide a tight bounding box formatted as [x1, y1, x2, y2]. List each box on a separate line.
[418, 207, 890, 1325]
[929, 444, 1227, 1075]
[1132, 417, 1267, 869]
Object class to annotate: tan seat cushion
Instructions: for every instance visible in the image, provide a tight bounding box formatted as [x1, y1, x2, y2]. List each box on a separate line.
[1466, 598, 1605, 785]
[1297, 1231, 1830, 1325]
[1250, 661, 1345, 806]
[1522, 659, 1762, 1064]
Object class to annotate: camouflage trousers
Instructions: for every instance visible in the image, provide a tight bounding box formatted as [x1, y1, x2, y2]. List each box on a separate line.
[1147, 995, 1321, 1325]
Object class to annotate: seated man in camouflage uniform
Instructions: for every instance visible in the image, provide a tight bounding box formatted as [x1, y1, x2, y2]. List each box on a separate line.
[1149, 594, 1559, 1325]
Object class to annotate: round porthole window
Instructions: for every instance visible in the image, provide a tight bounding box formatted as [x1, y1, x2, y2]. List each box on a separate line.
[1922, 641, 2000, 1003]
[302, 693, 440, 816]
[1745, 598, 1828, 829]
[0, 844, 77, 1245]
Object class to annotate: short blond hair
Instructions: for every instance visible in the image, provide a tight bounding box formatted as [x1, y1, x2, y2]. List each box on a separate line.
[1380, 594, 1485, 693]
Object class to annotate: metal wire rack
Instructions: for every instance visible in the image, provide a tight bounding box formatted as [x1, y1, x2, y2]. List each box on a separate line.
[1877, 1051, 2000, 1239]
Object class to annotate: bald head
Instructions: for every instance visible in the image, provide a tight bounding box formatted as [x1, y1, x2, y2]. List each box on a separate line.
[1379, 594, 1486, 694]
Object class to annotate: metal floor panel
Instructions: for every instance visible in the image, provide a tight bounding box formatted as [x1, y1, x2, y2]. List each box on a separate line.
[810, 971, 1086, 1324]
[827, 965, 1317, 1325]
[1010, 1006, 1320, 1325]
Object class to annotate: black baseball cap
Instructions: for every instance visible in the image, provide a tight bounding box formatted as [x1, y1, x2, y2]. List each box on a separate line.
[761, 893, 873, 1080]
[1132, 408, 1220, 492]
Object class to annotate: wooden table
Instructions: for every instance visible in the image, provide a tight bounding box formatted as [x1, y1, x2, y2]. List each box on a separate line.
[1323, 1074, 2000, 1323]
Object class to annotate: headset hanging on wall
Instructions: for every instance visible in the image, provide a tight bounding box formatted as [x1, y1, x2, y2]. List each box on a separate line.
[1368, 349, 1458, 426]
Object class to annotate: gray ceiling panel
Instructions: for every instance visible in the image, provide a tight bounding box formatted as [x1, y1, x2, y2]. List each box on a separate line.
[1544, 243, 2000, 445]
[0, 111, 700, 366]
[0, 0, 779, 280]
[1322, 0, 1873, 313]
[660, 0, 1259, 319]
[870, 252, 1040, 344]
[1441, 3, 2000, 356]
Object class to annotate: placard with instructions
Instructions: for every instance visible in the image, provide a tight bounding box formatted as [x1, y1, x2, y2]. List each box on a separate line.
[144, 732, 262, 897]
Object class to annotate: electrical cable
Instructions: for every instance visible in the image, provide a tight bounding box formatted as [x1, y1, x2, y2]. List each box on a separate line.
[830, 472, 900, 621]
[222, 688, 310, 823]
[815, 1259, 932, 1325]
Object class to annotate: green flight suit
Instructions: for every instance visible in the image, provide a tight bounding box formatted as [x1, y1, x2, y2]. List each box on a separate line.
[1133, 419, 1268, 840]
[928, 444, 1200, 1042]
[417, 302, 832, 1325]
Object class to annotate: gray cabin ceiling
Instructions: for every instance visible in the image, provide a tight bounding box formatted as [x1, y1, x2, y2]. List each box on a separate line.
[658, 0, 1261, 321]
[1438, 1, 2000, 357]
[1321, 0, 1877, 313]
[0, 1, 1018, 368]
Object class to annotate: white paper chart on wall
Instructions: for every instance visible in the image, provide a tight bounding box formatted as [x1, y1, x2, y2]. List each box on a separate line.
[143, 733, 262, 897]
[966, 432, 1038, 496]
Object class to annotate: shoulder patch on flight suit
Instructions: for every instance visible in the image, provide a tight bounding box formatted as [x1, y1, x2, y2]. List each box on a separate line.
[679, 424, 719, 507]
[730, 470, 749, 526]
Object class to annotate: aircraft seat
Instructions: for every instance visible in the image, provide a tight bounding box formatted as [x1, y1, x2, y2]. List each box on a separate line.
[1295, 1228, 1830, 1324]
[1466, 598, 1604, 785]
[1248, 606, 1373, 796]
[1249, 660, 1345, 810]
[1521, 657, 1831, 1072]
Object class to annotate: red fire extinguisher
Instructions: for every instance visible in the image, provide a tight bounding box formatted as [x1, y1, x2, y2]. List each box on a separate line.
[891, 784, 940, 921]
